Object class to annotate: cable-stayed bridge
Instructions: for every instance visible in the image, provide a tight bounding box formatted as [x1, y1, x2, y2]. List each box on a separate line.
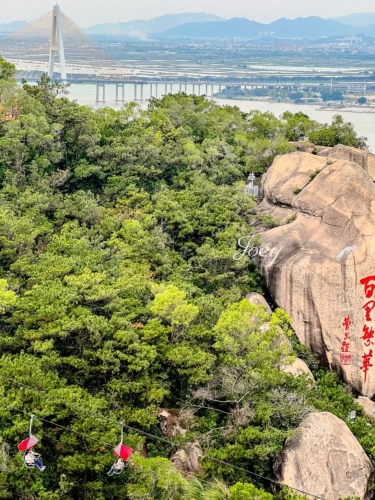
[1, 6, 373, 104]
[0, 5, 135, 80]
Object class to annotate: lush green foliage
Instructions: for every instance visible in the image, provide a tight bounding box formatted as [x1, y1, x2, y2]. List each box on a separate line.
[281, 111, 367, 148]
[321, 90, 343, 102]
[0, 71, 373, 499]
[0, 58, 15, 81]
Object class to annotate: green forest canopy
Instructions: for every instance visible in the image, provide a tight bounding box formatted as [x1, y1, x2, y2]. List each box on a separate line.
[0, 59, 372, 499]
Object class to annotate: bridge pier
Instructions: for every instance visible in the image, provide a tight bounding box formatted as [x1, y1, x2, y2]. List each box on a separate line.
[165, 84, 168, 95]
[96, 82, 106, 103]
[115, 83, 125, 103]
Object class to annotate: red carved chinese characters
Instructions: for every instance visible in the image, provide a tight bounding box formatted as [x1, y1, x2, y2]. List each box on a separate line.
[361, 325, 375, 347]
[360, 276, 375, 299]
[342, 316, 352, 330]
[363, 301, 375, 322]
[340, 315, 352, 365]
[360, 351, 374, 383]
[360, 276, 375, 382]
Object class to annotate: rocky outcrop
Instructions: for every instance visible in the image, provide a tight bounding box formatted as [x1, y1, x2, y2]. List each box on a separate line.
[246, 292, 272, 314]
[171, 443, 202, 475]
[315, 144, 375, 182]
[275, 412, 374, 500]
[357, 396, 375, 421]
[257, 152, 375, 397]
[325, 144, 369, 174]
[282, 358, 314, 381]
[158, 409, 186, 438]
[289, 141, 316, 154]
[368, 154, 375, 181]
[316, 146, 332, 157]
[158, 410, 202, 475]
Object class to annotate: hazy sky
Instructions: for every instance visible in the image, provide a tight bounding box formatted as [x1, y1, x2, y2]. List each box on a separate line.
[2, 0, 375, 26]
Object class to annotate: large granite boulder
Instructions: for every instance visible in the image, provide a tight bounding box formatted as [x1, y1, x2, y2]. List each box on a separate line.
[325, 144, 369, 173]
[246, 292, 272, 314]
[316, 143, 375, 182]
[368, 154, 375, 181]
[357, 396, 375, 421]
[257, 152, 375, 397]
[282, 358, 315, 381]
[275, 412, 374, 500]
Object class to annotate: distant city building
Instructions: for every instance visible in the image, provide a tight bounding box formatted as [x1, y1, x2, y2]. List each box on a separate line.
[346, 83, 367, 93]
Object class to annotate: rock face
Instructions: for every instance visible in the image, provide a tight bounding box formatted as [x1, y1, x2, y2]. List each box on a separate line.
[158, 409, 202, 475]
[357, 396, 375, 421]
[325, 144, 369, 174]
[289, 141, 316, 154]
[282, 358, 314, 381]
[257, 152, 375, 397]
[158, 409, 186, 438]
[316, 147, 332, 157]
[368, 154, 375, 181]
[171, 443, 202, 475]
[246, 292, 272, 314]
[275, 412, 374, 500]
[315, 144, 375, 182]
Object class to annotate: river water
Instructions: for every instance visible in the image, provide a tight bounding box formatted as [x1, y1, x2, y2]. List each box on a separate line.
[67, 83, 375, 152]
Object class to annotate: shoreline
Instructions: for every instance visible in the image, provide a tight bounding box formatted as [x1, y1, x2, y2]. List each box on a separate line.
[215, 95, 375, 114]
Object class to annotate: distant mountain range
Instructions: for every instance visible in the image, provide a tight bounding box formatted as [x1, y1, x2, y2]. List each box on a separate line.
[160, 16, 360, 39]
[4, 12, 375, 41]
[86, 13, 223, 38]
[0, 21, 26, 33]
[330, 13, 375, 27]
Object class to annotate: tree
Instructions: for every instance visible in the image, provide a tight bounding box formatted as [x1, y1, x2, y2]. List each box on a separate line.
[281, 111, 318, 142]
[357, 96, 367, 105]
[309, 115, 367, 149]
[0, 83, 373, 498]
[321, 90, 343, 101]
[0, 56, 15, 80]
[22, 73, 70, 106]
[0, 280, 17, 314]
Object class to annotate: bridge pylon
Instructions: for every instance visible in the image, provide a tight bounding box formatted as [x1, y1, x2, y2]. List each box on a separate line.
[48, 5, 66, 81]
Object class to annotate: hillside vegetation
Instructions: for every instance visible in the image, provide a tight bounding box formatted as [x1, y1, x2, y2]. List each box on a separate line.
[0, 57, 372, 499]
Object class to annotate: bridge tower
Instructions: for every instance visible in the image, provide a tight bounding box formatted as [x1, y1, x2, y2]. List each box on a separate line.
[48, 5, 67, 80]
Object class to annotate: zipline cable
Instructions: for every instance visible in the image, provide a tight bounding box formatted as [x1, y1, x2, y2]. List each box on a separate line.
[0, 376, 326, 500]
[4, 403, 116, 449]
[0, 374, 179, 447]
[6, 402, 306, 500]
